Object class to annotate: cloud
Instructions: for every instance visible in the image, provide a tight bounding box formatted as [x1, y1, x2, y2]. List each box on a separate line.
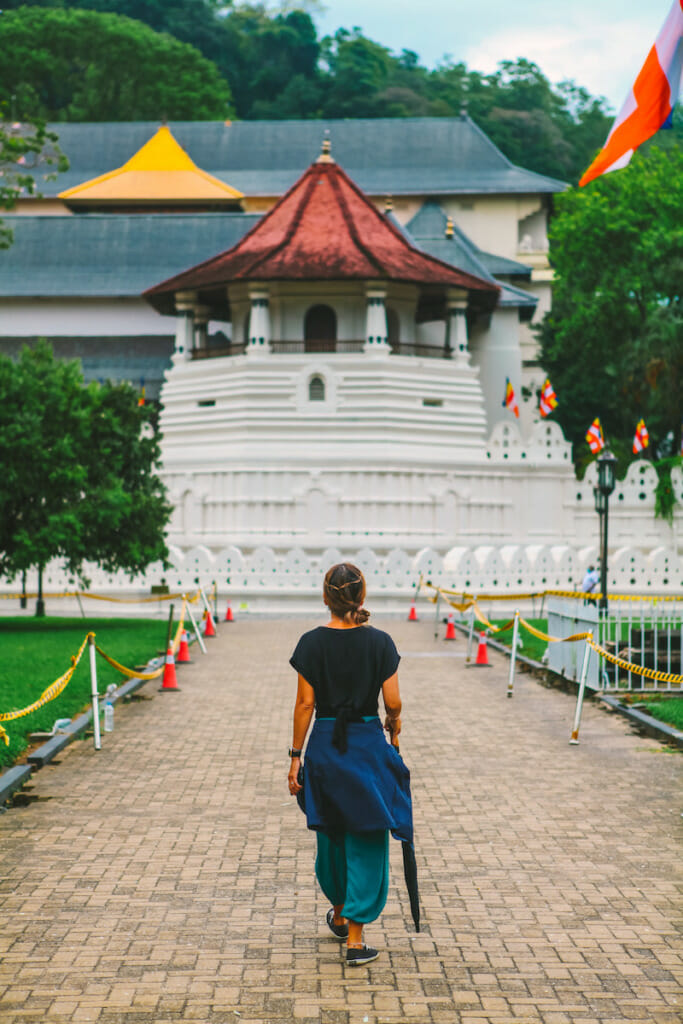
[464, 18, 659, 110]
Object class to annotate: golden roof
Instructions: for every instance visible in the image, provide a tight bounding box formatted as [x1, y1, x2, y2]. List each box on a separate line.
[59, 126, 243, 205]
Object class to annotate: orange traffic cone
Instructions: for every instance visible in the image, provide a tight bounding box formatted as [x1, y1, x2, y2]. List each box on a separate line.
[177, 630, 192, 664]
[444, 611, 456, 640]
[203, 610, 217, 637]
[159, 646, 180, 691]
[474, 632, 490, 666]
[408, 602, 418, 622]
[225, 602, 234, 623]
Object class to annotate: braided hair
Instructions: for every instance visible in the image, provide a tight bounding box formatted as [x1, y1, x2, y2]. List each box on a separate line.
[323, 562, 369, 625]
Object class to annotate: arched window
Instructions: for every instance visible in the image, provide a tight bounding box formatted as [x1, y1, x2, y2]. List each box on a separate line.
[308, 375, 325, 401]
[386, 306, 400, 348]
[304, 304, 337, 351]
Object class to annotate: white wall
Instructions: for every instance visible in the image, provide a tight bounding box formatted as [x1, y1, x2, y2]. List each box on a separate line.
[0, 297, 168, 336]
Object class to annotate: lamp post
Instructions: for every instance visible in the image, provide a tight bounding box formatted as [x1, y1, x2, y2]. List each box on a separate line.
[593, 446, 617, 615]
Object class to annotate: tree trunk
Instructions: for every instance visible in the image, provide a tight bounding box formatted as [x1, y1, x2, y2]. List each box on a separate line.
[36, 565, 45, 618]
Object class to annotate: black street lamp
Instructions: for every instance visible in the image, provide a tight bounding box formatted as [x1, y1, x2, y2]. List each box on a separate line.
[593, 446, 617, 614]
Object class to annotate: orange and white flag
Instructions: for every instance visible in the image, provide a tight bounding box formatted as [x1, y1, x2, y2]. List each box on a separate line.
[632, 418, 650, 454]
[580, 1, 683, 186]
[502, 377, 520, 418]
[539, 378, 558, 418]
[586, 418, 605, 454]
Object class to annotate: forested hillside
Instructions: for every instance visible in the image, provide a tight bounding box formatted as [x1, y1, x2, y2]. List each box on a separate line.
[0, 0, 616, 182]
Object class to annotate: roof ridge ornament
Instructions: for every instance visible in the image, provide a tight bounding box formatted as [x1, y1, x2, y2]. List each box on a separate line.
[445, 216, 454, 239]
[384, 195, 393, 213]
[316, 130, 335, 164]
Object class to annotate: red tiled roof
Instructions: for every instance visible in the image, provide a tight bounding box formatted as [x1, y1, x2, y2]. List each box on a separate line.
[145, 157, 499, 302]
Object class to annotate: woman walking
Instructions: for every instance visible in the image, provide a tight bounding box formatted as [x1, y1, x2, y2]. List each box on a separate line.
[288, 562, 414, 965]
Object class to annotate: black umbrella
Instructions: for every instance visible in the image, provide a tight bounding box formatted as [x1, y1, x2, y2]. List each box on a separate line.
[401, 840, 420, 932]
[394, 742, 420, 932]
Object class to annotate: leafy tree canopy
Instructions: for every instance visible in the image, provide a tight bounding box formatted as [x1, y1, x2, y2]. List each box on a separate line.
[0, 110, 68, 248]
[3, 0, 615, 180]
[0, 341, 172, 613]
[537, 146, 683, 472]
[0, 6, 233, 121]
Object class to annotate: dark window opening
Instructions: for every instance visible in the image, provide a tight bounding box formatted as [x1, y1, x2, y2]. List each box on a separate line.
[309, 375, 325, 401]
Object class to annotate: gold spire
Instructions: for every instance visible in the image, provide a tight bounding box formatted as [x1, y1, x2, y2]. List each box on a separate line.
[445, 216, 454, 239]
[316, 131, 334, 164]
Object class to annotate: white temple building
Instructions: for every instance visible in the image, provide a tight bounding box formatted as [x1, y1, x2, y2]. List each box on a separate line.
[1, 119, 680, 596]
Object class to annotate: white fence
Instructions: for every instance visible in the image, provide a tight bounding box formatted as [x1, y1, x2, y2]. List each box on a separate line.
[547, 596, 683, 692]
[2, 543, 682, 615]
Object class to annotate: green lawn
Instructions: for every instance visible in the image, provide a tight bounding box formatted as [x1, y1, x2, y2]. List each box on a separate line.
[0, 617, 168, 768]
[490, 618, 548, 663]
[637, 697, 683, 731]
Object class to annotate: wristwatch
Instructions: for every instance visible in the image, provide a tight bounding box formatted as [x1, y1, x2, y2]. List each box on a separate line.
[288, 747, 302, 758]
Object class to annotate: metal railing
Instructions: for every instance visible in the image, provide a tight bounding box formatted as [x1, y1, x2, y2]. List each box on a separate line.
[547, 596, 683, 692]
[188, 340, 452, 359]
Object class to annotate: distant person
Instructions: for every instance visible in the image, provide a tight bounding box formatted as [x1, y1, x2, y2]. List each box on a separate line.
[288, 562, 413, 966]
[581, 565, 600, 605]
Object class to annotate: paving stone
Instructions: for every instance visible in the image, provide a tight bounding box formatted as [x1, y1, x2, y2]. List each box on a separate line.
[0, 617, 680, 1024]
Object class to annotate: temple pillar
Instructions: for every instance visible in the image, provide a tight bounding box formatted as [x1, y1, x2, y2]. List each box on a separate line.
[193, 304, 210, 354]
[446, 288, 469, 365]
[173, 290, 197, 364]
[246, 285, 271, 358]
[364, 284, 390, 356]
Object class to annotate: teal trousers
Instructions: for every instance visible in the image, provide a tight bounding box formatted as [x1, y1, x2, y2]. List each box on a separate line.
[315, 829, 389, 924]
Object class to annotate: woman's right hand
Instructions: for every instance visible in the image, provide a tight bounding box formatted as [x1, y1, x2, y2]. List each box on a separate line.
[384, 714, 401, 747]
[288, 757, 302, 794]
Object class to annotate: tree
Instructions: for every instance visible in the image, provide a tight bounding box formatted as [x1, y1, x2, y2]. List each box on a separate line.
[0, 7, 233, 121]
[537, 146, 683, 470]
[0, 342, 172, 614]
[0, 0, 231, 70]
[0, 112, 68, 248]
[221, 5, 322, 119]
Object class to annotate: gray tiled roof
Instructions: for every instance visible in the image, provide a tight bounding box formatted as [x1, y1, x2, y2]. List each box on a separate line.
[0, 213, 260, 296]
[407, 202, 532, 278]
[45, 117, 567, 198]
[405, 203, 537, 309]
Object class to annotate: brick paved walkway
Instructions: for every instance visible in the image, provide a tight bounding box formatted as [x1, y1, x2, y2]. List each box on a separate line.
[0, 617, 681, 1024]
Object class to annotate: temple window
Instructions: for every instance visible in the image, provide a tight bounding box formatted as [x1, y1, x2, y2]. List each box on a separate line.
[304, 304, 337, 351]
[308, 375, 325, 401]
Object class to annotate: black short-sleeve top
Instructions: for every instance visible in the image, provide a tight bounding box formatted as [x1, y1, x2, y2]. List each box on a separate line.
[290, 625, 400, 717]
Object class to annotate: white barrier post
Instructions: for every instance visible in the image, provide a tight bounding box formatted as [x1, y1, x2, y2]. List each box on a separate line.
[466, 605, 475, 663]
[88, 634, 101, 751]
[570, 633, 593, 745]
[433, 589, 441, 641]
[185, 596, 207, 654]
[506, 612, 520, 699]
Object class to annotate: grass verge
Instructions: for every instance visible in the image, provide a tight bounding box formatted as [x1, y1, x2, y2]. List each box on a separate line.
[490, 618, 548, 663]
[634, 697, 683, 731]
[0, 617, 168, 768]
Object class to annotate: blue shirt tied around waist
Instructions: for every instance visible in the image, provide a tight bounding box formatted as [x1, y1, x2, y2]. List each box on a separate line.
[296, 717, 413, 845]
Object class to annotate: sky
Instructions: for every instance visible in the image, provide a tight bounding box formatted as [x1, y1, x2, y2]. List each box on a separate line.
[313, 0, 674, 113]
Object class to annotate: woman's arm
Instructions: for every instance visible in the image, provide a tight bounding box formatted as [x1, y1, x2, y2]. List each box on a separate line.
[381, 672, 402, 748]
[288, 673, 315, 794]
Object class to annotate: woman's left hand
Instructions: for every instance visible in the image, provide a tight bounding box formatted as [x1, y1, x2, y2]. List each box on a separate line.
[288, 757, 302, 795]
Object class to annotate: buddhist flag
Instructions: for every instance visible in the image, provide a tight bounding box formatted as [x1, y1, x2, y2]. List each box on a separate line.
[539, 378, 558, 418]
[632, 418, 650, 454]
[586, 418, 605, 454]
[580, 1, 683, 186]
[502, 377, 520, 418]
[138, 379, 145, 407]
